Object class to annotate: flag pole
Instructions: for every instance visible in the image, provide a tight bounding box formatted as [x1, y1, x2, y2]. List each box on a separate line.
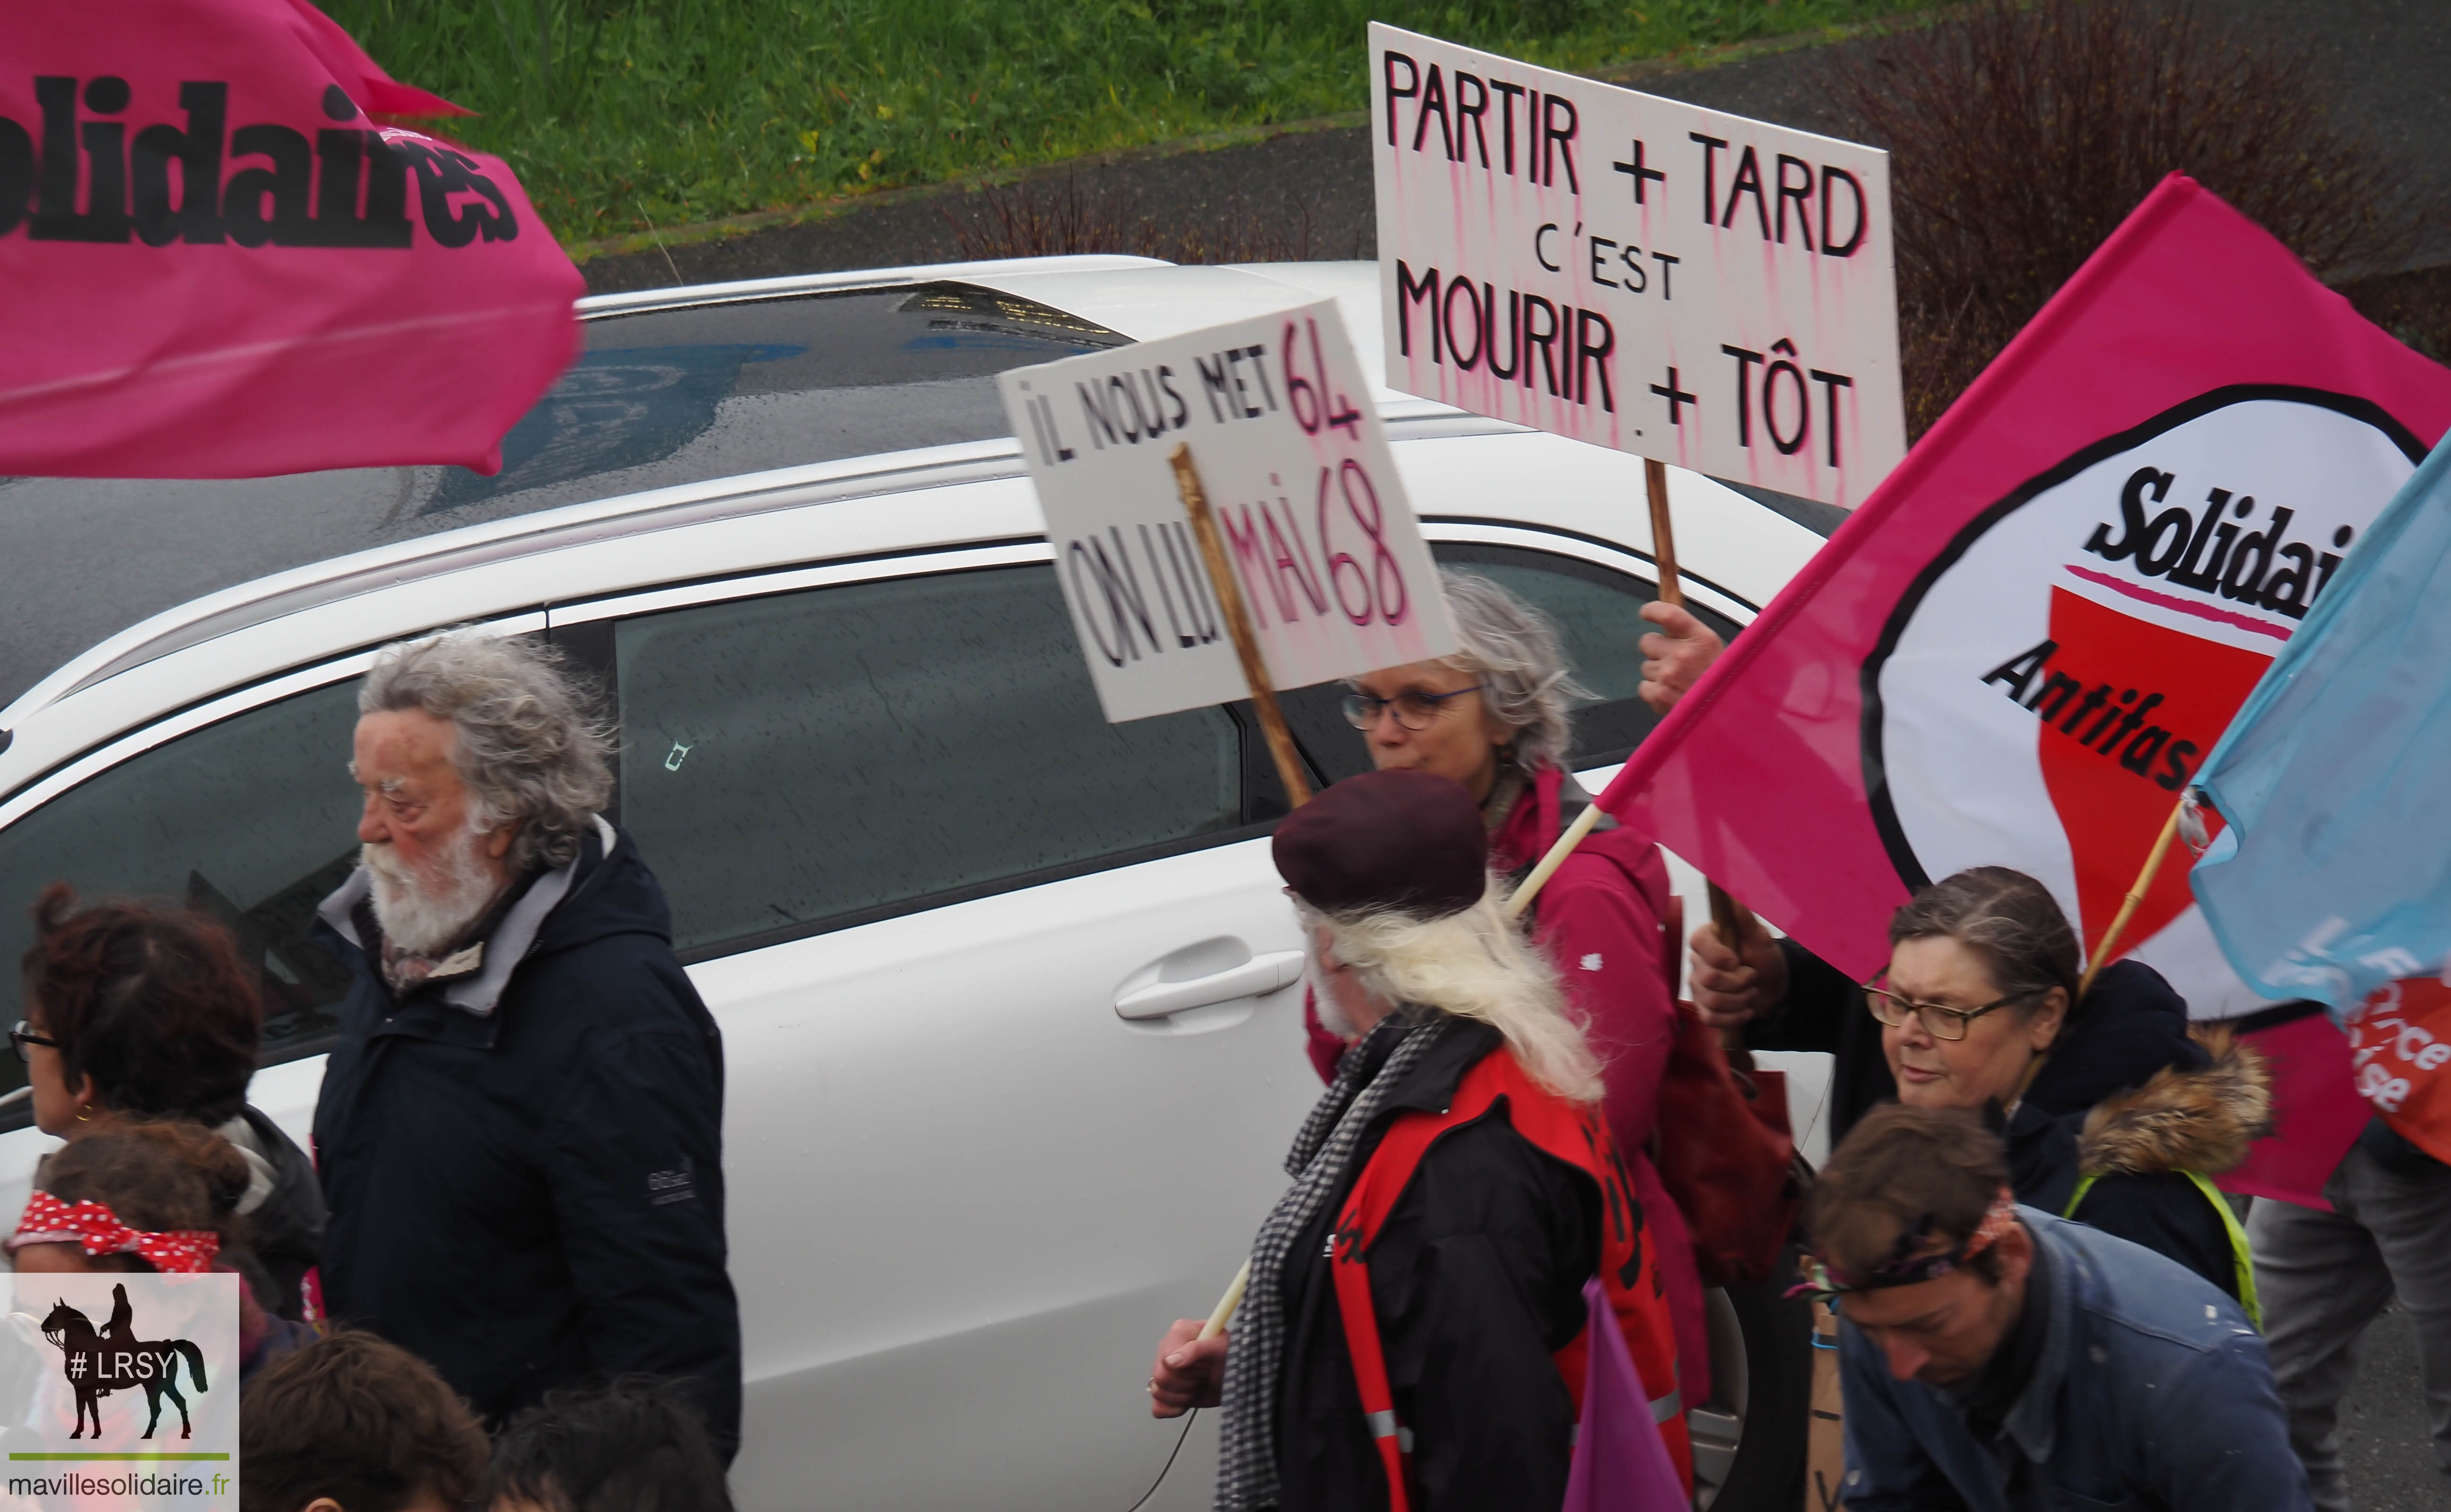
[2077, 795, 2190, 999]
[1171, 443, 1313, 808]
[1198, 1260, 1251, 1342]
[1173, 443, 1306, 1341]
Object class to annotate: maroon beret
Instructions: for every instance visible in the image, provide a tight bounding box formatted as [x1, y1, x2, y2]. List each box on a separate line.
[1272, 769, 1487, 919]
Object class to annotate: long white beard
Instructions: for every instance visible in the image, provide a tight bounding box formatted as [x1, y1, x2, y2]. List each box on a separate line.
[1309, 948, 1360, 1040]
[363, 825, 500, 956]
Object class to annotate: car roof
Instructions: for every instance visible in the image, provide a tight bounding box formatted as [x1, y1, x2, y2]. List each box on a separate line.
[0, 257, 1825, 805]
[0, 259, 1460, 722]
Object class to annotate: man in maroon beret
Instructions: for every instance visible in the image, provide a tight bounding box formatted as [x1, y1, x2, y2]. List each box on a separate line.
[1146, 769, 1690, 1512]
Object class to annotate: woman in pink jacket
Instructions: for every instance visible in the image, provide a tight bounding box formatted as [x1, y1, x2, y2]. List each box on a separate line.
[1303, 570, 1726, 1399]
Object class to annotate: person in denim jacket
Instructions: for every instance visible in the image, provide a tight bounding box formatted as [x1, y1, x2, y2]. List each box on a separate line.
[1802, 1103, 2309, 1512]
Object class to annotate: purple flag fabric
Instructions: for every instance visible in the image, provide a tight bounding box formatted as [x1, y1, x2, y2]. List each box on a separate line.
[1561, 1277, 1687, 1512]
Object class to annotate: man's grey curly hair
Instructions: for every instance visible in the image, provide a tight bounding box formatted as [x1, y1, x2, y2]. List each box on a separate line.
[1423, 571, 1591, 770]
[360, 628, 614, 871]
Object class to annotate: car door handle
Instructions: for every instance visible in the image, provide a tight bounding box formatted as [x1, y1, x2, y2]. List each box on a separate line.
[1114, 950, 1305, 1020]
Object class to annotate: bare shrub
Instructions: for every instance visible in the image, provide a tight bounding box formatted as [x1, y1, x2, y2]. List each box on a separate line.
[940, 167, 1336, 265]
[1825, 0, 2427, 435]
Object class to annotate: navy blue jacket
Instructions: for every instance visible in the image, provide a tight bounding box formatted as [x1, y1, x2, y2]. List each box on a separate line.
[312, 822, 740, 1453]
[1839, 1209, 2307, 1512]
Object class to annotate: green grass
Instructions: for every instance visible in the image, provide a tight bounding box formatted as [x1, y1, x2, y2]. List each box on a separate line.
[327, 0, 1938, 247]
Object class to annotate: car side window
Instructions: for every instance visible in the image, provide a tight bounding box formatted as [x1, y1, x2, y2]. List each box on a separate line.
[0, 678, 365, 1107]
[613, 564, 1245, 960]
[1277, 541, 1743, 784]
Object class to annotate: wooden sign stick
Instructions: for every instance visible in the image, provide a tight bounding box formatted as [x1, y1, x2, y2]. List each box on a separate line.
[1170, 443, 1310, 1342]
[1170, 443, 1313, 808]
[1641, 457, 1765, 956]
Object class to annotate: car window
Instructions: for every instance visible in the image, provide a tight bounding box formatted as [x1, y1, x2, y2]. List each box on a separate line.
[614, 564, 1245, 960]
[0, 283, 1129, 714]
[1278, 541, 1743, 784]
[0, 678, 364, 1111]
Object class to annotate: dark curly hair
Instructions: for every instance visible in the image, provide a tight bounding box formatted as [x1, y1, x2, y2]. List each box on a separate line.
[37, 1121, 252, 1273]
[20, 884, 262, 1125]
[240, 1330, 490, 1512]
[483, 1376, 733, 1512]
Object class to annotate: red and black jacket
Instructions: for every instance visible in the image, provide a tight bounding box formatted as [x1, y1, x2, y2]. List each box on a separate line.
[1270, 1018, 1688, 1512]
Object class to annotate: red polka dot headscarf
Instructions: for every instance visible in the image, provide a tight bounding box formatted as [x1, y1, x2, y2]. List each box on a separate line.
[6, 1191, 220, 1274]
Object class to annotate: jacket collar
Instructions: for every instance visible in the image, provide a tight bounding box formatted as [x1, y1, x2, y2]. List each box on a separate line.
[1995, 1207, 2079, 1465]
[1378, 1016, 1504, 1120]
[317, 816, 615, 1018]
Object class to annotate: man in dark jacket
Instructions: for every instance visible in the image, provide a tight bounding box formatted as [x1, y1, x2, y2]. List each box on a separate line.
[313, 628, 739, 1456]
[1147, 769, 1685, 1511]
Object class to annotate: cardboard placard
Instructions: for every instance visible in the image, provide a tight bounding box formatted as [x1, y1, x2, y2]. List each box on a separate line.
[1000, 298, 1457, 723]
[1372, 23, 1905, 509]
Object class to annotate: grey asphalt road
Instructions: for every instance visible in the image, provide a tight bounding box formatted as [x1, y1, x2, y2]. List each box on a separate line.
[2331, 1298, 2444, 1512]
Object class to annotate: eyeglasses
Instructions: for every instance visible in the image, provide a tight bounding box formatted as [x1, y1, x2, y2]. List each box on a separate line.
[1340, 685, 1486, 731]
[9, 1022, 58, 1064]
[1860, 977, 2042, 1042]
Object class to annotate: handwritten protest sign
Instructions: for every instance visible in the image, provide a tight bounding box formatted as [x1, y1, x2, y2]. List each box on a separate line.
[1371, 23, 1904, 509]
[1000, 299, 1456, 724]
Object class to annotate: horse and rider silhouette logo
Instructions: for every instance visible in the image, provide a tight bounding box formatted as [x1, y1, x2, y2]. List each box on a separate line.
[37, 1284, 209, 1439]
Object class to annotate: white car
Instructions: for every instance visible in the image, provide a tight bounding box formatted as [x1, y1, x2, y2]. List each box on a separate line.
[0, 257, 1833, 1510]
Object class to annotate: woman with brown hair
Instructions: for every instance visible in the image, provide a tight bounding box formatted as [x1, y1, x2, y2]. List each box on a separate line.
[16, 884, 322, 1317]
[1867, 866, 2268, 1309]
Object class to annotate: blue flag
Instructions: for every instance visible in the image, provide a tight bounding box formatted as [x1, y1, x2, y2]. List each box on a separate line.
[2193, 431, 2451, 1013]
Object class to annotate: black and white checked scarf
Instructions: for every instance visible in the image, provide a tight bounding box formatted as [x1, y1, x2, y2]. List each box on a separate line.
[1216, 1011, 1449, 1512]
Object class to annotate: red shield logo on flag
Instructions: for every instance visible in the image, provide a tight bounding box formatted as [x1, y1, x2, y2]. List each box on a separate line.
[1868, 390, 2426, 1018]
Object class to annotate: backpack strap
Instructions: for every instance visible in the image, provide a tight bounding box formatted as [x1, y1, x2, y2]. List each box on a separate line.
[2062, 1172, 2261, 1327]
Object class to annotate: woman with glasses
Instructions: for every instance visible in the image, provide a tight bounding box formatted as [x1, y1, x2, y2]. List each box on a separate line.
[1302, 570, 1722, 1396]
[14, 883, 323, 1318]
[1870, 866, 2268, 1310]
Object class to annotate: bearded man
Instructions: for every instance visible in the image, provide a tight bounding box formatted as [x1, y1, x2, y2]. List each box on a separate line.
[312, 629, 739, 1454]
[1149, 768, 1687, 1512]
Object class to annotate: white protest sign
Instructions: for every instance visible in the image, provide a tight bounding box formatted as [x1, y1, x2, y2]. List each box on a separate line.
[1000, 299, 1457, 723]
[1373, 22, 1906, 509]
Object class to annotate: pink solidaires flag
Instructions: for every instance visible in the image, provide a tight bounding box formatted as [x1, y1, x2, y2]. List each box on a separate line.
[1598, 174, 2451, 1208]
[0, 0, 582, 478]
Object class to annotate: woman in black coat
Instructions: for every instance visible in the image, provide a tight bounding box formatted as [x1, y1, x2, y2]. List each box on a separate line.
[1714, 867, 2265, 1306]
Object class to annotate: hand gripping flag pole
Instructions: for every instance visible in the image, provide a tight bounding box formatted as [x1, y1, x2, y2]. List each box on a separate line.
[1171, 441, 1308, 1338]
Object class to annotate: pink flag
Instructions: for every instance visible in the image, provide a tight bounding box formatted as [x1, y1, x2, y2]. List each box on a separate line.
[1597, 175, 2451, 1205]
[0, 0, 581, 478]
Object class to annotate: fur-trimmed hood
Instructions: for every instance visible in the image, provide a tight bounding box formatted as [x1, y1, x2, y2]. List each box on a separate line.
[2076, 1030, 2272, 1179]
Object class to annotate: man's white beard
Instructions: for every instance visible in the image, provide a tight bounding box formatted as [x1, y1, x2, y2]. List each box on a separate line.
[363, 824, 499, 956]
[1309, 947, 1359, 1040]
